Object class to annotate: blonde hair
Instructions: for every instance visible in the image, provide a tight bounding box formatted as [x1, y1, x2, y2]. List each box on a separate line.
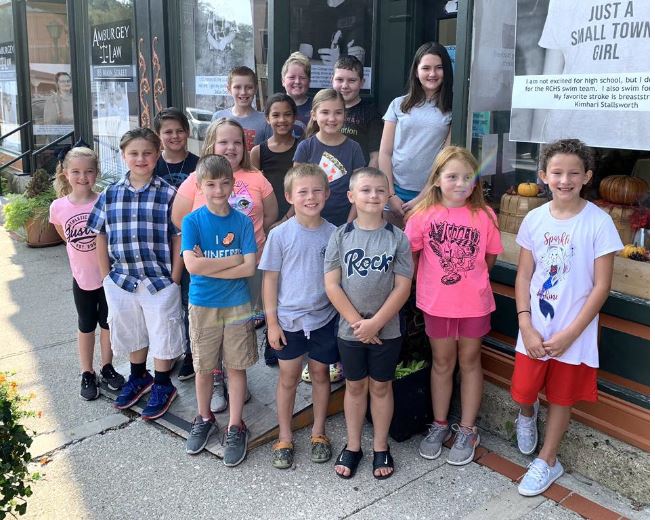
[54, 147, 99, 198]
[281, 51, 311, 80]
[283, 163, 329, 194]
[409, 146, 497, 226]
[200, 118, 252, 171]
[195, 154, 234, 184]
[306, 88, 345, 138]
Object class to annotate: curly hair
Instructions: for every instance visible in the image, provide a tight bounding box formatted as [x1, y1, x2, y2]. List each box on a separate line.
[539, 139, 595, 173]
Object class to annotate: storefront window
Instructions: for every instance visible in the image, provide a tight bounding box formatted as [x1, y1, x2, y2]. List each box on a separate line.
[467, 0, 650, 299]
[26, 0, 73, 153]
[88, 0, 139, 187]
[0, 0, 19, 155]
[289, 0, 374, 90]
[180, 0, 269, 151]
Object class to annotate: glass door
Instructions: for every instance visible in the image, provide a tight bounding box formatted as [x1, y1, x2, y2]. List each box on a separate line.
[0, 1, 19, 156]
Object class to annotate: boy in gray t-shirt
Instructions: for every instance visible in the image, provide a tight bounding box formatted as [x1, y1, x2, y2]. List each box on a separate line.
[324, 167, 413, 480]
[260, 164, 338, 470]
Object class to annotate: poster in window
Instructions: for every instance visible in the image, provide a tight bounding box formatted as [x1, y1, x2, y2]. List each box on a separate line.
[193, 1, 255, 112]
[91, 20, 134, 82]
[289, 0, 374, 89]
[509, 0, 650, 150]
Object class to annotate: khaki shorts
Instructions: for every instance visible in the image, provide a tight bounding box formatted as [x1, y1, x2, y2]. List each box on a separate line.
[189, 303, 258, 373]
[103, 278, 185, 360]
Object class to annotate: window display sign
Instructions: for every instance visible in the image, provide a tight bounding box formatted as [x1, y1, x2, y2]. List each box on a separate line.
[290, 0, 374, 91]
[510, 0, 650, 150]
[91, 20, 134, 81]
[0, 41, 15, 81]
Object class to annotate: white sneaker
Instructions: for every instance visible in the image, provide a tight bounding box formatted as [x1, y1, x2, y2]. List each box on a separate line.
[210, 371, 227, 413]
[517, 458, 564, 496]
[516, 400, 539, 455]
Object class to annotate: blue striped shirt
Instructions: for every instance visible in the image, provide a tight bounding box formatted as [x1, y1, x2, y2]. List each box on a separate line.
[87, 173, 178, 294]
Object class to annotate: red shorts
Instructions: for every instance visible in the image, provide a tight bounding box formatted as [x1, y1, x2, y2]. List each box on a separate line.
[511, 352, 598, 406]
[424, 312, 491, 340]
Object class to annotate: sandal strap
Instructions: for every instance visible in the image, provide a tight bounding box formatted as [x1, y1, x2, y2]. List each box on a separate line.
[372, 448, 394, 468]
[273, 440, 293, 450]
[310, 434, 330, 445]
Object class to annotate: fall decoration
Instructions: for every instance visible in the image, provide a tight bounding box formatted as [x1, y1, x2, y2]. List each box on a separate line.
[517, 182, 539, 197]
[599, 175, 648, 206]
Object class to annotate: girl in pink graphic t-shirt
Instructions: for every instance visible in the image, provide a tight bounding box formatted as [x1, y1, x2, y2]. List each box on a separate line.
[49, 147, 125, 401]
[404, 146, 503, 466]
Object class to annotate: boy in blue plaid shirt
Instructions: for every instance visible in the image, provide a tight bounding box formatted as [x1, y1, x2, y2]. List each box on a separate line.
[87, 128, 186, 420]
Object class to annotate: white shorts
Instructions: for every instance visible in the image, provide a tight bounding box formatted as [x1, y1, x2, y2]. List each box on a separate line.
[103, 277, 185, 360]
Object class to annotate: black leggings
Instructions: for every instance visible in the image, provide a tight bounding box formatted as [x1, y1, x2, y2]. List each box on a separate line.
[72, 279, 109, 333]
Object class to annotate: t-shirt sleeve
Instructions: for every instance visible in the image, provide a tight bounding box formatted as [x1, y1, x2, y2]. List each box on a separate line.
[323, 230, 341, 273]
[86, 191, 107, 234]
[258, 171, 274, 198]
[382, 97, 400, 123]
[258, 227, 283, 272]
[49, 198, 60, 225]
[352, 140, 366, 170]
[181, 213, 200, 253]
[176, 173, 197, 202]
[393, 232, 414, 280]
[368, 109, 383, 154]
[293, 139, 310, 163]
[403, 212, 425, 252]
[515, 211, 534, 251]
[485, 209, 504, 255]
[538, 0, 563, 50]
[241, 217, 258, 255]
[593, 211, 624, 258]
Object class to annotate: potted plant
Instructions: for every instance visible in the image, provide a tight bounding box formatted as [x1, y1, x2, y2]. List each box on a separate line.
[3, 169, 63, 247]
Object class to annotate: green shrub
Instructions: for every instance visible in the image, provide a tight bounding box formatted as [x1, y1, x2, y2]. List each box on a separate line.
[0, 373, 40, 518]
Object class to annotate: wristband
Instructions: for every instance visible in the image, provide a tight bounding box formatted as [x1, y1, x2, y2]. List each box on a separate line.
[517, 310, 531, 316]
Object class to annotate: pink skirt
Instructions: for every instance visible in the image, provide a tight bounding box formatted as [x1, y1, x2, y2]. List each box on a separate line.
[423, 312, 491, 340]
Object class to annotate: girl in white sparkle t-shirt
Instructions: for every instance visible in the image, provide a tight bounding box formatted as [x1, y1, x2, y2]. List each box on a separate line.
[511, 139, 622, 497]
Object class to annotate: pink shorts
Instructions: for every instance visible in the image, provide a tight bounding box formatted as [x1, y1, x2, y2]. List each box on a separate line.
[424, 312, 491, 339]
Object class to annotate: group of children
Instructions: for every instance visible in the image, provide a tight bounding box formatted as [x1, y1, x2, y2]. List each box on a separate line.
[48, 43, 622, 496]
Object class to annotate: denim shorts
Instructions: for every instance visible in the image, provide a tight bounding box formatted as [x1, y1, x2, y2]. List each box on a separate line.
[276, 315, 339, 365]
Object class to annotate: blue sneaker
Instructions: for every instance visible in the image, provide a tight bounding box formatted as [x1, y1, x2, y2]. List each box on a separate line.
[141, 382, 177, 420]
[114, 372, 153, 410]
[517, 458, 564, 496]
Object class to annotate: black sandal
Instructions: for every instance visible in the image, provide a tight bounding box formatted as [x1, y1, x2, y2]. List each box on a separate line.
[372, 448, 395, 480]
[334, 445, 363, 480]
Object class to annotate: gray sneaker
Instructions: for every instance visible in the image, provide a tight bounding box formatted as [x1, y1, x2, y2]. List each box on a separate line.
[210, 371, 227, 413]
[516, 401, 539, 455]
[446, 424, 480, 466]
[419, 422, 452, 460]
[186, 414, 217, 455]
[223, 422, 249, 467]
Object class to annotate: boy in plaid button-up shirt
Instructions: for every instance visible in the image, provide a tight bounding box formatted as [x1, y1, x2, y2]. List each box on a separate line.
[87, 128, 185, 420]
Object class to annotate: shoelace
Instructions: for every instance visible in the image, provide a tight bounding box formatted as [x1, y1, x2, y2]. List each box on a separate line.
[451, 424, 474, 449]
[426, 423, 448, 440]
[225, 426, 244, 447]
[516, 418, 536, 438]
[190, 417, 213, 435]
[526, 461, 548, 482]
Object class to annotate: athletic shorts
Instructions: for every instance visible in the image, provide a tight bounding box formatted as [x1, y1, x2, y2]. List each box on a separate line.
[189, 302, 258, 373]
[276, 315, 339, 364]
[337, 336, 402, 382]
[511, 352, 598, 406]
[424, 312, 491, 340]
[103, 277, 185, 360]
[72, 279, 108, 333]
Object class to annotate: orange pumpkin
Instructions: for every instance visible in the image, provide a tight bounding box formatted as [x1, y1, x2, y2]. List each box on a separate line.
[517, 182, 539, 197]
[599, 175, 648, 206]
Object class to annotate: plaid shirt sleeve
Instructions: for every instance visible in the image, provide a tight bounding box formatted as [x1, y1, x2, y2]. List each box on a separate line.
[86, 190, 107, 234]
[168, 188, 181, 236]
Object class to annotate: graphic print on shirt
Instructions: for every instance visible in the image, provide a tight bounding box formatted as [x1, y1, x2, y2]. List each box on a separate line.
[319, 152, 347, 183]
[428, 220, 480, 285]
[229, 180, 253, 217]
[537, 234, 573, 320]
[64, 212, 96, 252]
[203, 231, 241, 258]
[244, 128, 256, 151]
[344, 248, 394, 278]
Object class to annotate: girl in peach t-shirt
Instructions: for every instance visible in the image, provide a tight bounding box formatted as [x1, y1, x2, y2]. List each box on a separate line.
[404, 146, 502, 466]
[172, 118, 278, 332]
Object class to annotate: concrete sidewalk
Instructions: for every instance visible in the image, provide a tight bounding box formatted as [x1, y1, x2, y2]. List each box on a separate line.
[0, 226, 648, 519]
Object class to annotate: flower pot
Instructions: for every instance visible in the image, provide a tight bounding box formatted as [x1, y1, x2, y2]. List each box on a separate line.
[25, 219, 63, 248]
